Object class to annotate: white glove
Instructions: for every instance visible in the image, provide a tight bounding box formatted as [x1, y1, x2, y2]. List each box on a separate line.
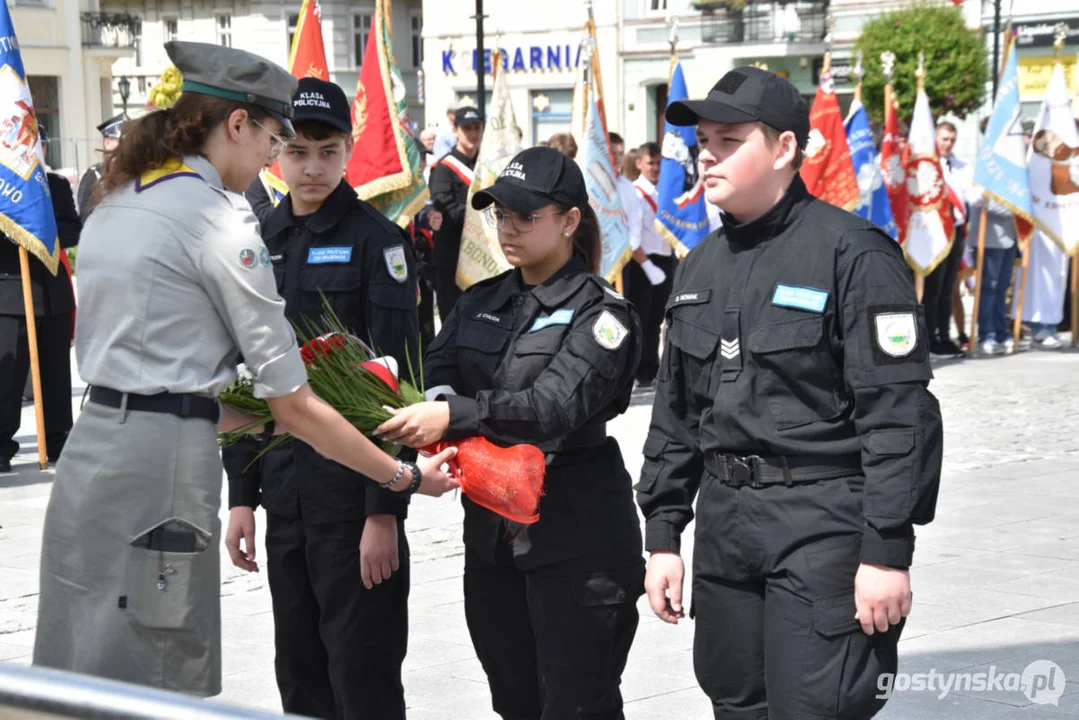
[641, 259, 667, 286]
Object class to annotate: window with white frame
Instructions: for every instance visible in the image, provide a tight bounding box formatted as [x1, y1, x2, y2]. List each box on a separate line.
[647, 0, 667, 10]
[409, 11, 423, 68]
[216, 14, 232, 47]
[353, 11, 373, 66]
[163, 17, 178, 44]
[287, 13, 299, 54]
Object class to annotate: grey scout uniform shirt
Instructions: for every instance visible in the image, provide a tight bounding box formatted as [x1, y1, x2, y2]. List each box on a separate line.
[74, 154, 308, 400]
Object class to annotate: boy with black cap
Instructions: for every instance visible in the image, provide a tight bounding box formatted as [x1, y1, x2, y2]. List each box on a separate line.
[76, 114, 125, 220]
[635, 67, 944, 718]
[428, 105, 482, 318]
[222, 77, 421, 720]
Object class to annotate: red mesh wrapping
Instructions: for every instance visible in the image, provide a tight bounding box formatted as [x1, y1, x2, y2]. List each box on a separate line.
[423, 438, 546, 524]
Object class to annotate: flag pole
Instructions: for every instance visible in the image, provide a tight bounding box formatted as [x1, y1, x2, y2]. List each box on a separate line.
[19, 246, 48, 469]
[912, 53, 926, 303]
[1071, 254, 1078, 348]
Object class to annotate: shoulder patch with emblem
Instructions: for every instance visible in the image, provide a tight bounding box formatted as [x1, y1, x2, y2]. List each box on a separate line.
[383, 244, 408, 283]
[593, 309, 629, 350]
[873, 310, 918, 359]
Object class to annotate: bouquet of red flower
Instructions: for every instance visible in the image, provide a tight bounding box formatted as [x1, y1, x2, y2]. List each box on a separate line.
[219, 302, 546, 524]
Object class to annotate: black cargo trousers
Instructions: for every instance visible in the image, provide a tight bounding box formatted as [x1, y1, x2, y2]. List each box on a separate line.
[690, 465, 904, 720]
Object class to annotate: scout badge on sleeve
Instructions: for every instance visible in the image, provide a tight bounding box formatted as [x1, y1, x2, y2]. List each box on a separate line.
[593, 309, 628, 350]
[383, 244, 408, 283]
[873, 311, 918, 358]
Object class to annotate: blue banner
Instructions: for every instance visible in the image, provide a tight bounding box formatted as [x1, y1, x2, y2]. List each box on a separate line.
[0, 3, 57, 276]
[0, 2, 58, 274]
[579, 96, 630, 284]
[972, 37, 1033, 222]
[656, 61, 710, 256]
[844, 99, 897, 239]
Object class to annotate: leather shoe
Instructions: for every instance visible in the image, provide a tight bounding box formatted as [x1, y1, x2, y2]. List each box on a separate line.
[0, 457, 11, 473]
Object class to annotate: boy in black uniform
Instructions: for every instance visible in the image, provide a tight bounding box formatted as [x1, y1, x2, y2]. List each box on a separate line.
[76, 114, 124, 220]
[427, 106, 482, 318]
[636, 67, 944, 719]
[223, 78, 420, 720]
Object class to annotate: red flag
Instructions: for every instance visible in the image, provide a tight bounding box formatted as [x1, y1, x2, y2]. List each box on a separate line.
[800, 68, 859, 211]
[345, 0, 415, 200]
[262, 0, 329, 197]
[880, 96, 910, 244]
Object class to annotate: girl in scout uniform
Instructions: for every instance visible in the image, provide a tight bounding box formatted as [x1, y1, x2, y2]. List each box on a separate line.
[32, 41, 457, 698]
[376, 146, 646, 720]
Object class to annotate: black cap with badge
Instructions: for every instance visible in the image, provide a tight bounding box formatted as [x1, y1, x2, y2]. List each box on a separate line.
[96, 114, 127, 139]
[471, 146, 588, 214]
[292, 77, 352, 133]
[454, 106, 482, 127]
[665, 66, 810, 149]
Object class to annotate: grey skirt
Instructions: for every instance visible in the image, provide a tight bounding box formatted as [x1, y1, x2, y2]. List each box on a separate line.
[33, 400, 224, 697]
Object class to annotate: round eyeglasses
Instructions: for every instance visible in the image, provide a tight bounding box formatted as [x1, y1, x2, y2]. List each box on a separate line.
[483, 206, 566, 233]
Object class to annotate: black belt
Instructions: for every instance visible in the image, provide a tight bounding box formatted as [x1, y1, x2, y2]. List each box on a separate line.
[88, 386, 220, 422]
[704, 452, 861, 489]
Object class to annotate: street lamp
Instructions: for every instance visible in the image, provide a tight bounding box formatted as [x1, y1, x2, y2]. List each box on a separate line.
[118, 75, 131, 115]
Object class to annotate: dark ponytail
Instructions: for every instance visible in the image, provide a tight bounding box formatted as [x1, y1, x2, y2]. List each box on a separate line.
[93, 93, 269, 209]
[570, 203, 602, 274]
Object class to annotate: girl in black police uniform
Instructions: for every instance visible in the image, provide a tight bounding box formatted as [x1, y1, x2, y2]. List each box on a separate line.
[377, 146, 645, 720]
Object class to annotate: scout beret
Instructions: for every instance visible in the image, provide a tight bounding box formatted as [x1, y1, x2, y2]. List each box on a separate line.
[165, 40, 298, 137]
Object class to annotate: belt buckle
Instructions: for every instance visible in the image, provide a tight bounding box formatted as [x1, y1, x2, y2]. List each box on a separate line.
[729, 455, 764, 489]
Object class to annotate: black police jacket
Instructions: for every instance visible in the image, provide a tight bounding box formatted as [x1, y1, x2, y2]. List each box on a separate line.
[424, 255, 645, 570]
[427, 147, 475, 266]
[225, 180, 420, 523]
[637, 176, 943, 569]
[0, 173, 81, 317]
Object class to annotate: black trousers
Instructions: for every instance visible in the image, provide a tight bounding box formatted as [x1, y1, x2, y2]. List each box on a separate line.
[921, 228, 965, 343]
[0, 313, 73, 462]
[691, 474, 904, 720]
[266, 512, 409, 720]
[463, 541, 644, 720]
[418, 276, 436, 350]
[622, 253, 676, 384]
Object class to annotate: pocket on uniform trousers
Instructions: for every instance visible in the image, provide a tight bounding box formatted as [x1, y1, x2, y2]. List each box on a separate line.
[569, 565, 646, 609]
[124, 518, 212, 631]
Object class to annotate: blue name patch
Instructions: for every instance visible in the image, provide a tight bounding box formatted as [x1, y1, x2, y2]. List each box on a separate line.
[773, 284, 829, 313]
[529, 309, 574, 332]
[307, 246, 353, 264]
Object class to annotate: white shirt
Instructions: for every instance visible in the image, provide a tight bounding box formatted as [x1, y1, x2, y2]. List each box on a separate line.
[633, 176, 672, 257]
[616, 176, 643, 251]
[941, 154, 971, 227]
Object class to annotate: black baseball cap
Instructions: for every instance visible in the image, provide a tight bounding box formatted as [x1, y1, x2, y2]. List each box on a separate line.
[292, 77, 352, 134]
[471, 146, 588, 213]
[454, 106, 482, 127]
[666, 66, 810, 148]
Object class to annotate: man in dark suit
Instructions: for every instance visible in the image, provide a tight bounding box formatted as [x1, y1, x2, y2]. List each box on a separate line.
[0, 130, 81, 471]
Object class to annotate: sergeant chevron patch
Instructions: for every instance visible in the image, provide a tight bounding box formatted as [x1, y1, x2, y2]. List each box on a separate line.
[720, 338, 740, 359]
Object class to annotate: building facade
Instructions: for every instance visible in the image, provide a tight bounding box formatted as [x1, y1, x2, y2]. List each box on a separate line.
[419, 0, 621, 148]
[100, 0, 425, 133]
[11, 0, 136, 177]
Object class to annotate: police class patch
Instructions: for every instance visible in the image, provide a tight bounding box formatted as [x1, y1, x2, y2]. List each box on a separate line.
[593, 310, 628, 350]
[239, 248, 257, 268]
[308, 246, 353, 264]
[874, 312, 918, 358]
[529, 309, 574, 333]
[383, 245, 408, 283]
[773, 284, 828, 313]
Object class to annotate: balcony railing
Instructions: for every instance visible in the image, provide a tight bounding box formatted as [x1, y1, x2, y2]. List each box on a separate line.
[81, 12, 141, 49]
[699, 2, 829, 45]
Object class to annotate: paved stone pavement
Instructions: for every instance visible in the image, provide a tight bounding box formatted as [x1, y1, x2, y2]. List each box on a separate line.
[2, 343, 1079, 718]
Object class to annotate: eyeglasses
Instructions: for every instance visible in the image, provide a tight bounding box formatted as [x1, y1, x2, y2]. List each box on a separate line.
[251, 118, 287, 160]
[484, 206, 566, 233]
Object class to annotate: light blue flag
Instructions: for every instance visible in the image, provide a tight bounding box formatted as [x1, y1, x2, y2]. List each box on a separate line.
[656, 61, 710, 256]
[0, 3, 58, 275]
[579, 96, 630, 284]
[972, 36, 1033, 224]
[844, 99, 897, 239]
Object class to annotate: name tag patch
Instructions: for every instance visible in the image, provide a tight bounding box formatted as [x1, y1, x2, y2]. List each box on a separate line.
[529, 309, 574, 333]
[308, 246, 353, 264]
[669, 288, 712, 307]
[773, 284, 828, 313]
[476, 312, 504, 326]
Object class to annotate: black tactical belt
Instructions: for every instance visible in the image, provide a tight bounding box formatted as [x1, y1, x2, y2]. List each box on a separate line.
[705, 452, 862, 489]
[88, 386, 220, 422]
